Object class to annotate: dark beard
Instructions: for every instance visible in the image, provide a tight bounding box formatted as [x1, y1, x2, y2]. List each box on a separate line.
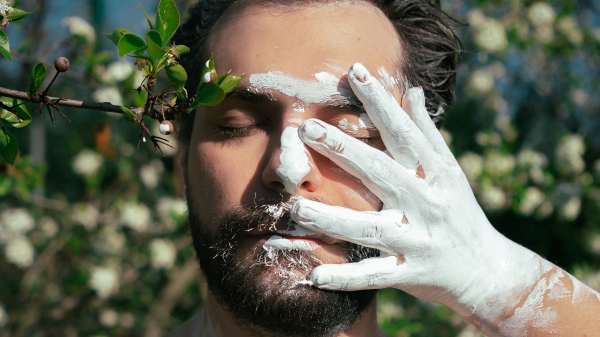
[188, 194, 380, 337]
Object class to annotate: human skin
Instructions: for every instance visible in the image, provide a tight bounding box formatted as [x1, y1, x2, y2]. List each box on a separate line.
[177, 2, 600, 337]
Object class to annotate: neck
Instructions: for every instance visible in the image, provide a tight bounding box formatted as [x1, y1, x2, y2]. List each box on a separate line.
[193, 291, 386, 337]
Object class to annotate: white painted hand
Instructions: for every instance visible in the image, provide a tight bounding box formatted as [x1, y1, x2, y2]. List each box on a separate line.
[291, 63, 546, 316]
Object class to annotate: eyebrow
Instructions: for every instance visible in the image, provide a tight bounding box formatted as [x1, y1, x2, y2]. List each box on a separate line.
[227, 83, 365, 114]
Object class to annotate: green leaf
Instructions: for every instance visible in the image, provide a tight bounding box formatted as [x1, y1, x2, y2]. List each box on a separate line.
[0, 30, 10, 62]
[121, 106, 139, 124]
[165, 63, 187, 95]
[117, 33, 146, 58]
[1, 97, 31, 128]
[198, 54, 217, 92]
[218, 74, 244, 94]
[139, 5, 155, 30]
[155, 0, 180, 46]
[0, 128, 19, 165]
[146, 30, 167, 61]
[189, 84, 225, 110]
[8, 8, 31, 21]
[175, 45, 189, 56]
[28, 63, 47, 98]
[104, 28, 134, 46]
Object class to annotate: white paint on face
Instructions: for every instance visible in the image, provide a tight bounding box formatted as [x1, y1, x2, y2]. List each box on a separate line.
[263, 235, 317, 251]
[338, 118, 359, 133]
[248, 71, 352, 106]
[291, 101, 307, 112]
[276, 126, 311, 194]
[377, 66, 400, 91]
[359, 113, 375, 129]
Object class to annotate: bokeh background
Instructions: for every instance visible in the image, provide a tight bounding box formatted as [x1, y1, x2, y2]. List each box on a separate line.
[1, 0, 599, 336]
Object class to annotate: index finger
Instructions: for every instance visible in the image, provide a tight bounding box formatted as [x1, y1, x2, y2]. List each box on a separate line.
[347, 63, 436, 170]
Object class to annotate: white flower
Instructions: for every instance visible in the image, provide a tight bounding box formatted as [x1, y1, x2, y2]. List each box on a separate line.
[559, 197, 581, 221]
[519, 187, 545, 216]
[557, 16, 583, 45]
[555, 134, 585, 175]
[571, 89, 588, 107]
[484, 152, 515, 177]
[140, 165, 159, 188]
[99, 309, 119, 327]
[72, 203, 99, 231]
[5, 235, 35, 268]
[89, 266, 119, 299]
[0, 302, 8, 328]
[528, 2, 555, 27]
[157, 198, 187, 229]
[93, 226, 126, 255]
[474, 19, 508, 53]
[120, 203, 151, 232]
[62, 17, 95, 43]
[466, 9, 486, 27]
[377, 301, 403, 321]
[120, 312, 135, 328]
[517, 148, 548, 168]
[536, 201, 554, 219]
[149, 238, 177, 269]
[0, 0, 11, 16]
[589, 235, 600, 255]
[458, 152, 484, 184]
[38, 217, 59, 238]
[101, 61, 135, 83]
[439, 128, 452, 145]
[479, 185, 506, 211]
[73, 150, 103, 176]
[0, 208, 35, 242]
[92, 87, 123, 106]
[534, 25, 555, 44]
[468, 69, 494, 94]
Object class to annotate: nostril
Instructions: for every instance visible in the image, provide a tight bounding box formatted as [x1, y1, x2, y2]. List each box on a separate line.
[270, 181, 285, 192]
[301, 181, 317, 192]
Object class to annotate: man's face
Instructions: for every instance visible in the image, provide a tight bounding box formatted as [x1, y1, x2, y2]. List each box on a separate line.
[184, 2, 402, 336]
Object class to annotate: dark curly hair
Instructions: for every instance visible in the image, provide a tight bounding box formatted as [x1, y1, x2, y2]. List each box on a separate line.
[173, 0, 463, 143]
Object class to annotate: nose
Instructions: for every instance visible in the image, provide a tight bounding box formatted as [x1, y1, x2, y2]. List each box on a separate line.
[262, 126, 322, 194]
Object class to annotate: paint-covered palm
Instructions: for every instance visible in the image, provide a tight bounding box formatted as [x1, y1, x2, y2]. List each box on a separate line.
[290, 63, 553, 320]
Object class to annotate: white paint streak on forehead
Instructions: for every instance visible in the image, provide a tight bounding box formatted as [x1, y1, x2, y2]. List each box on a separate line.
[248, 71, 352, 105]
[276, 126, 311, 194]
[377, 66, 400, 91]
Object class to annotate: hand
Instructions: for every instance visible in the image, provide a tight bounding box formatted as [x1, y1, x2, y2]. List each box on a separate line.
[291, 63, 546, 317]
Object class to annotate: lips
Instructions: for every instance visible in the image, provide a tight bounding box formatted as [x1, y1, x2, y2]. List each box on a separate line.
[247, 217, 340, 245]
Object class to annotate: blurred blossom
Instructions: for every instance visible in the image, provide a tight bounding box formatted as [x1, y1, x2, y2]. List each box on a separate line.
[140, 165, 159, 188]
[527, 2, 555, 27]
[559, 197, 581, 221]
[468, 69, 494, 94]
[377, 302, 403, 322]
[0, 303, 7, 328]
[458, 152, 484, 184]
[62, 17, 95, 43]
[101, 61, 135, 83]
[517, 148, 548, 168]
[514, 20, 529, 41]
[575, 173, 593, 187]
[132, 69, 147, 89]
[120, 312, 135, 328]
[5, 235, 35, 268]
[94, 226, 126, 255]
[0, 208, 35, 242]
[38, 217, 58, 239]
[484, 152, 515, 177]
[570, 89, 589, 107]
[120, 143, 135, 157]
[439, 128, 452, 145]
[555, 134, 585, 176]
[92, 87, 123, 106]
[466, 9, 485, 27]
[589, 235, 600, 255]
[99, 309, 118, 327]
[475, 132, 488, 146]
[458, 325, 485, 337]
[120, 203, 151, 232]
[582, 271, 600, 293]
[149, 238, 177, 269]
[529, 167, 545, 185]
[474, 18, 507, 53]
[556, 16, 583, 45]
[73, 150, 103, 176]
[157, 197, 187, 229]
[519, 187, 545, 216]
[72, 203, 99, 231]
[479, 185, 506, 211]
[534, 25, 555, 44]
[535, 201, 554, 220]
[89, 266, 119, 299]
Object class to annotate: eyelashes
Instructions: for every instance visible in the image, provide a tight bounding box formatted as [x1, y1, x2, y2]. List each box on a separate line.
[218, 125, 375, 144]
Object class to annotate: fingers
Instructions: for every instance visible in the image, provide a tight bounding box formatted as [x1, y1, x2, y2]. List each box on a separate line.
[291, 199, 401, 251]
[402, 87, 456, 166]
[309, 255, 402, 290]
[347, 63, 437, 171]
[299, 119, 419, 208]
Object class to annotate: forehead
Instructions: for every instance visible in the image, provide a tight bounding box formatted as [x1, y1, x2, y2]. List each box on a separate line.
[207, 2, 402, 80]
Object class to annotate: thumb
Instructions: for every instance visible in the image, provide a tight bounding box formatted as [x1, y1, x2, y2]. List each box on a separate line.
[310, 255, 400, 291]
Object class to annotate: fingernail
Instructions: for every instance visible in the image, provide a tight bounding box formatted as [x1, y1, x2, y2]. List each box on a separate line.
[350, 63, 370, 83]
[291, 201, 313, 222]
[301, 120, 327, 142]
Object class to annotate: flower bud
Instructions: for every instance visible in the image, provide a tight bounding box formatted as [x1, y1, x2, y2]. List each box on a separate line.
[203, 72, 216, 84]
[54, 57, 70, 73]
[159, 121, 174, 135]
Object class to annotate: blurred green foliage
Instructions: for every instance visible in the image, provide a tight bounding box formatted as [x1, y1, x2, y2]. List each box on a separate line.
[0, 0, 599, 336]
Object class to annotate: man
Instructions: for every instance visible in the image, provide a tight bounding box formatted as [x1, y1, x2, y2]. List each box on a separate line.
[167, 0, 600, 336]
